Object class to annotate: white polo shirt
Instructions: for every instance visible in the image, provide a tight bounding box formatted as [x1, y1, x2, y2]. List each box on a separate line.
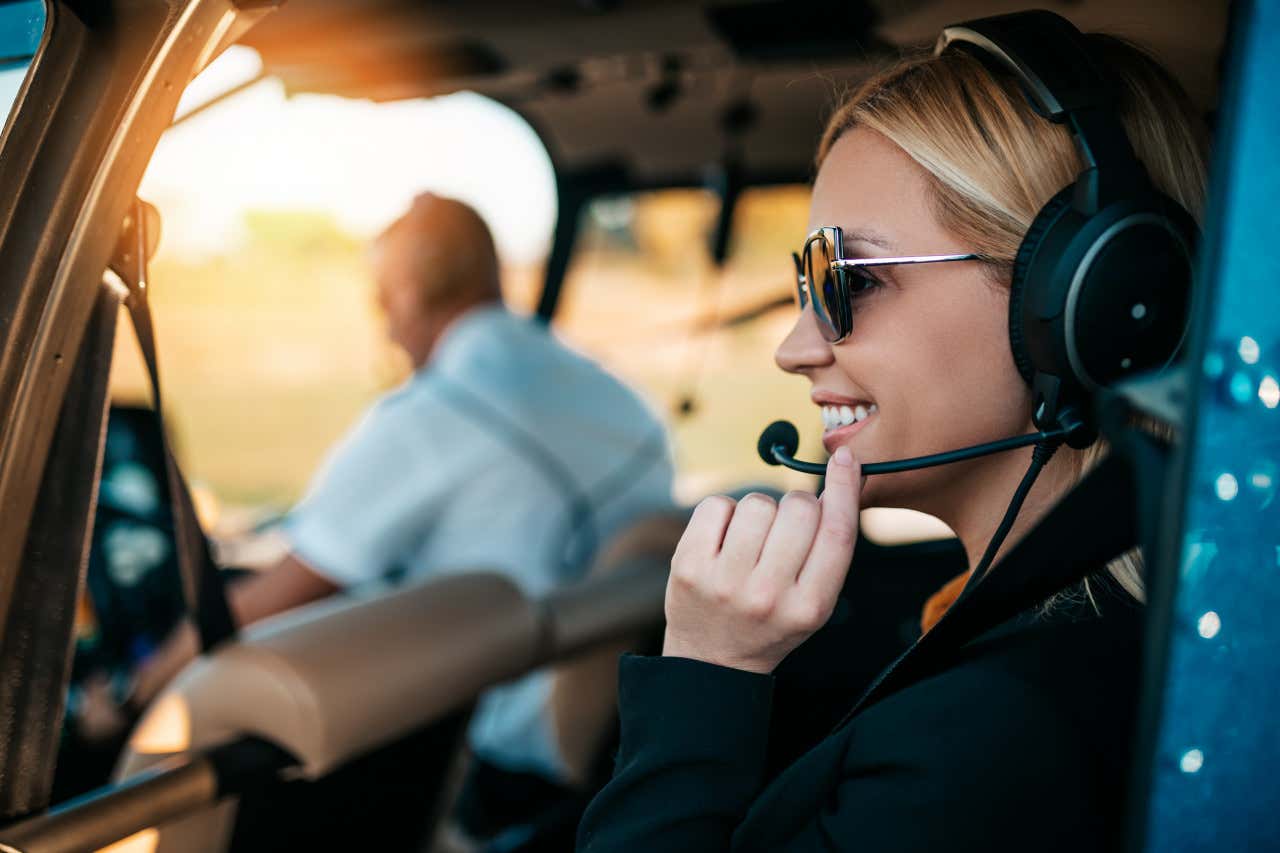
[285, 305, 674, 779]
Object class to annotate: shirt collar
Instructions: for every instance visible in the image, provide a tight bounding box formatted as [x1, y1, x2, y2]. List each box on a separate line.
[425, 303, 517, 379]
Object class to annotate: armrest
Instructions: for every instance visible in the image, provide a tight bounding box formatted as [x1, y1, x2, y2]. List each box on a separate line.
[120, 571, 538, 780]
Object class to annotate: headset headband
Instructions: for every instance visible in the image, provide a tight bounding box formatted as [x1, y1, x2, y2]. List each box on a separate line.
[935, 10, 1148, 210]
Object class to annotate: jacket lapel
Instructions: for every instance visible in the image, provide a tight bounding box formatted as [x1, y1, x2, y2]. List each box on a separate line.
[843, 452, 1138, 721]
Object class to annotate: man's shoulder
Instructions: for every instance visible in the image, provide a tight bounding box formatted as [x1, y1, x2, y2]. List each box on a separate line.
[492, 312, 618, 381]
[342, 374, 475, 453]
[450, 312, 662, 415]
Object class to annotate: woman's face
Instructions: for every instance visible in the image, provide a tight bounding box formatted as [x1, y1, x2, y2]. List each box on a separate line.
[776, 127, 1035, 516]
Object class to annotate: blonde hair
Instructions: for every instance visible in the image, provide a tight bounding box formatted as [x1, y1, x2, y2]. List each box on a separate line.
[819, 35, 1208, 602]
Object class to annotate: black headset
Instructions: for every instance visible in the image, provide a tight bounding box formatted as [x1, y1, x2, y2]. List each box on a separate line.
[937, 10, 1199, 448]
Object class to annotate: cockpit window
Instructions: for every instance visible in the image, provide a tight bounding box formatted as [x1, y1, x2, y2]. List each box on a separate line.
[556, 186, 818, 502]
[114, 82, 554, 538]
[0, 0, 47, 130]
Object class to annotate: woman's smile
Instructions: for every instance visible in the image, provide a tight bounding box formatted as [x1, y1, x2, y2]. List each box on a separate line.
[816, 396, 879, 452]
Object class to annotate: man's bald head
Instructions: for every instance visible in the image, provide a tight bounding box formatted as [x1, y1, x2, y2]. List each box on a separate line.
[372, 194, 503, 368]
[373, 194, 502, 310]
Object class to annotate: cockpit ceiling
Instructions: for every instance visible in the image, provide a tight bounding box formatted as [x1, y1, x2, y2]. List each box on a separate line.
[239, 0, 1229, 186]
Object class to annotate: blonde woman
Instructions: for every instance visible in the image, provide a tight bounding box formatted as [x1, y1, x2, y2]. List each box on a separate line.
[577, 12, 1205, 852]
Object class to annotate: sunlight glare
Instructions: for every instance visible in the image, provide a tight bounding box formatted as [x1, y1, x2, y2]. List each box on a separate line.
[142, 83, 556, 265]
[174, 45, 265, 121]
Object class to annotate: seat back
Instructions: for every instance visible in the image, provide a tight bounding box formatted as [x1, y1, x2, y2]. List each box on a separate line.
[113, 507, 687, 853]
[547, 511, 687, 784]
[115, 571, 539, 853]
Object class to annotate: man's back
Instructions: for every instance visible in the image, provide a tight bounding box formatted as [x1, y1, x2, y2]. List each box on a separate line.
[286, 304, 674, 778]
[289, 305, 672, 589]
[408, 304, 673, 593]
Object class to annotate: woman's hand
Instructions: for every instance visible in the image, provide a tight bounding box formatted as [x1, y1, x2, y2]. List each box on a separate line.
[663, 446, 863, 674]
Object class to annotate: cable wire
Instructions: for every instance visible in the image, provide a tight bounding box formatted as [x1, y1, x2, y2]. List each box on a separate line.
[964, 438, 1064, 593]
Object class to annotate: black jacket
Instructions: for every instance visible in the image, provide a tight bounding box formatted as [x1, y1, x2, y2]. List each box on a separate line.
[578, 458, 1145, 852]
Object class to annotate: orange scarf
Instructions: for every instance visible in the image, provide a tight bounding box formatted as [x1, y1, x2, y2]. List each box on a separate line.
[920, 570, 972, 634]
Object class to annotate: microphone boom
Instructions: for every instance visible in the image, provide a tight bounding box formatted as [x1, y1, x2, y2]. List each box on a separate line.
[758, 419, 1075, 476]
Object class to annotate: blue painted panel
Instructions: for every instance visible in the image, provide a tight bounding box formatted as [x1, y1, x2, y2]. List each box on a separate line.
[0, 0, 44, 61]
[0, 0, 44, 125]
[1141, 1, 1280, 849]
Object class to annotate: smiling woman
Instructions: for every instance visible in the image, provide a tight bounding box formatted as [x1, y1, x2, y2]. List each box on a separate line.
[576, 11, 1209, 852]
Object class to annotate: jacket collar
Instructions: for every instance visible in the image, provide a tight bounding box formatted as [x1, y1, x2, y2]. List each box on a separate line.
[845, 452, 1140, 720]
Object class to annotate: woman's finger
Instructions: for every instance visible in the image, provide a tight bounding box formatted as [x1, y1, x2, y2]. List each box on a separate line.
[796, 447, 862, 606]
[673, 495, 737, 565]
[716, 493, 777, 578]
[753, 490, 821, 586]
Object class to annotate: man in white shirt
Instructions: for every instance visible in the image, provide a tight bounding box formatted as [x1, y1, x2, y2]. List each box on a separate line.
[130, 194, 674, 825]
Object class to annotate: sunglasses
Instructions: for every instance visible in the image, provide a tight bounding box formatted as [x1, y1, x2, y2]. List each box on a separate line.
[793, 226, 982, 343]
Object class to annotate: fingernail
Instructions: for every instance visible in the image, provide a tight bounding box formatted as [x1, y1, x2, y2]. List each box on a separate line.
[832, 446, 852, 467]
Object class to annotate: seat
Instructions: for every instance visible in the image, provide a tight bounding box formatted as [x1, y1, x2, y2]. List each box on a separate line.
[548, 510, 689, 784]
[114, 571, 541, 853]
[433, 493, 780, 852]
[424, 509, 687, 851]
[114, 506, 686, 853]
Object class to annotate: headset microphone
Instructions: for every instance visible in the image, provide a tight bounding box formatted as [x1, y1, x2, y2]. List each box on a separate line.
[757, 415, 1082, 476]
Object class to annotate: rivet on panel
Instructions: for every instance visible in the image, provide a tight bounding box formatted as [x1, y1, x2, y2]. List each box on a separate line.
[1214, 473, 1239, 501]
[1238, 336, 1260, 364]
[1203, 351, 1226, 379]
[1229, 372, 1255, 405]
[1259, 375, 1279, 409]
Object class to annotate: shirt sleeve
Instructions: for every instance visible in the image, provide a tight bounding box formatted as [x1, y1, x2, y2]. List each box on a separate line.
[284, 395, 452, 586]
[576, 654, 775, 853]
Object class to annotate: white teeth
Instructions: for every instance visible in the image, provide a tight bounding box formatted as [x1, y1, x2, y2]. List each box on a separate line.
[819, 403, 877, 430]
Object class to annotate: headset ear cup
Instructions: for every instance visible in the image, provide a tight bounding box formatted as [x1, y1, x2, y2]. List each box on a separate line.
[1009, 187, 1075, 386]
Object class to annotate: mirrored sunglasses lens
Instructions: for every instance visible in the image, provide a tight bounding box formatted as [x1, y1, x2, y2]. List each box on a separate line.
[829, 268, 856, 341]
[805, 236, 843, 342]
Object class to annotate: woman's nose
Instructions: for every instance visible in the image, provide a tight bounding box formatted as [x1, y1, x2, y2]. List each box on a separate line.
[775, 308, 834, 375]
